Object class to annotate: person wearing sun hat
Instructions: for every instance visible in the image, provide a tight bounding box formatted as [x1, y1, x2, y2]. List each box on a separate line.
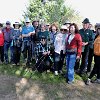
[54, 25, 68, 75]
[77, 18, 94, 75]
[22, 17, 35, 65]
[11, 22, 22, 65]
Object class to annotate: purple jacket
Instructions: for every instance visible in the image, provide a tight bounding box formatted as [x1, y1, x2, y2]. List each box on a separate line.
[2, 27, 14, 42]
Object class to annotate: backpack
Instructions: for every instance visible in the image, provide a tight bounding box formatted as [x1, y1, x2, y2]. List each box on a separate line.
[94, 35, 100, 56]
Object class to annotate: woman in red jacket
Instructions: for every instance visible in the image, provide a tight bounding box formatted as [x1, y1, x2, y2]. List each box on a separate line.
[66, 23, 82, 84]
[0, 23, 4, 64]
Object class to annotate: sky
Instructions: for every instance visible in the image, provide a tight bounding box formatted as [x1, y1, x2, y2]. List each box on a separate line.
[0, 0, 100, 25]
[0, 0, 29, 24]
[65, 0, 100, 25]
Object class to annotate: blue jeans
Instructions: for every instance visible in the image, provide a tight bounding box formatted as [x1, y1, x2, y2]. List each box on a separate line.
[4, 42, 13, 63]
[66, 53, 76, 82]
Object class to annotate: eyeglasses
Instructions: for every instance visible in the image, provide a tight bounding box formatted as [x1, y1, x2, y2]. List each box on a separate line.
[60, 29, 67, 31]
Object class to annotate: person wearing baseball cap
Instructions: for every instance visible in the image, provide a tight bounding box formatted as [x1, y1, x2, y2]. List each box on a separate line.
[21, 18, 35, 65]
[77, 18, 94, 75]
[2, 21, 14, 64]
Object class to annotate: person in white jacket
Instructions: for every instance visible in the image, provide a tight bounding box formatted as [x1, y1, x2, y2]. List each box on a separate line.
[54, 25, 69, 75]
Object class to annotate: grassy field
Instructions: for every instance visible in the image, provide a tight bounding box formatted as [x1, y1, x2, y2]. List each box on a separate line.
[0, 62, 87, 84]
[0, 62, 100, 100]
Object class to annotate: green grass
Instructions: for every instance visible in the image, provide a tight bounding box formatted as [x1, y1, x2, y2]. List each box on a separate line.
[0, 62, 86, 84]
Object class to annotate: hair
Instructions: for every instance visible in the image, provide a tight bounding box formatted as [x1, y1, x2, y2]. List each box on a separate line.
[0, 23, 3, 27]
[69, 23, 79, 33]
[49, 23, 58, 32]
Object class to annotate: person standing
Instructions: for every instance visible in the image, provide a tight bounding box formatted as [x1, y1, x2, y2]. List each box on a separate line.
[54, 25, 68, 75]
[66, 23, 82, 84]
[86, 27, 100, 85]
[12, 22, 22, 65]
[78, 18, 93, 75]
[0, 23, 4, 64]
[22, 18, 35, 65]
[2, 21, 14, 64]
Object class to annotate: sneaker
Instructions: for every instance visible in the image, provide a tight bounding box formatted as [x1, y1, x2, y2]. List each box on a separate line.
[68, 80, 74, 84]
[93, 79, 100, 84]
[54, 71, 58, 76]
[86, 78, 91, 85]
[12, 63, 16, 66]
[17, 63, 20, 66]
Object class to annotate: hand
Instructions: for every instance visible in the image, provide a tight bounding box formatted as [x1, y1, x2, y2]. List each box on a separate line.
[76, 56, 80, 61]
[82, 42, 88, 46]
[47, 51, 50, 55]
[43, 52, 48, 55]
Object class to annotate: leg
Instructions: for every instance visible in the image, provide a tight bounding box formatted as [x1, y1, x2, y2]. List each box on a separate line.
[67, 54, 76, 82]
[4, 42, 10, 63]
[87, 48, 94, 72]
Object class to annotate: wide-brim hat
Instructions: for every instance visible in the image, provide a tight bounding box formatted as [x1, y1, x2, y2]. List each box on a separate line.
[13, 22, 21, 27]
[82, 18, 90, 24]
[60, 25, 68, 29]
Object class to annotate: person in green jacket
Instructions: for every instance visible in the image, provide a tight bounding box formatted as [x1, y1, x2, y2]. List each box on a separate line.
[78, 18, 93, 75]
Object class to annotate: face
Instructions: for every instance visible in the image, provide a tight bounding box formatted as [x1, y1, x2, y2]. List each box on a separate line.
[25, 22, 30, 27]
[6, 24, 11, 29]
[15, 24, 20, 29]
[83, 23, 89, 29]
[52, 26, 57, 33]
[41, 25, 46, 31]
[70, 25, 75, 33]
[97, 28, 100, 34]
[34, 21, 39, 27]
[41, 39, 46, 45]
[60, 28, 67, 34]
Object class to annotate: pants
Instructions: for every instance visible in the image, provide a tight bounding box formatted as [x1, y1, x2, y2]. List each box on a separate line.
[87, 48, 94, 72]
[0, 46, 4, 62]
[54, 51, 65, 72]
[66, 53, 76, 81]
[13, 46, 21, 64]
[22, 41, 32, 63]
[89, 55, 100, 79]
[36, 55, 52, 72]
[79, 46, 89, 73]
[4, 42, 13, 63]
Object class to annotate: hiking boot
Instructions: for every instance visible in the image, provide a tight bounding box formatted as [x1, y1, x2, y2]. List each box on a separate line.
[86, 78, 91, 85]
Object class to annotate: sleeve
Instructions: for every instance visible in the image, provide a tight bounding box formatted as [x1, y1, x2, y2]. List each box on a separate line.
[77, 34, 82, 57]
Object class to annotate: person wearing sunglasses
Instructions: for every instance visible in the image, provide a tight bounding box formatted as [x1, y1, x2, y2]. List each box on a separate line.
[54, 25, 68, 75]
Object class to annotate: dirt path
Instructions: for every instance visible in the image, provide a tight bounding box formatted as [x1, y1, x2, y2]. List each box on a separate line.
[0, 75, 100, 100]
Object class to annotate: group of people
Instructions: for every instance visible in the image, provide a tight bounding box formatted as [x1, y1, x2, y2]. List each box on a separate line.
[0, 17, 100, 85]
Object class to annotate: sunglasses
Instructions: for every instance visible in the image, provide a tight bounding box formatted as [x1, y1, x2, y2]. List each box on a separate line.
[60, 29, 67, 31]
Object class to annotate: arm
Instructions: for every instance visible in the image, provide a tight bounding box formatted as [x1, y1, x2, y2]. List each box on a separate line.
[76, 34, 82, 58]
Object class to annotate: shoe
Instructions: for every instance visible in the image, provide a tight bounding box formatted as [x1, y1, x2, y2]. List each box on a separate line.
[68, 80, 74, 84]
[93, 79, 100, 84]
[86, 78, 91, 85]
[0, 60, 3, 64]
[12, 63, 16, 66]
[17, 63, 20, 66]
[54, 71, 58, 76]
[59, 70, 63, 74]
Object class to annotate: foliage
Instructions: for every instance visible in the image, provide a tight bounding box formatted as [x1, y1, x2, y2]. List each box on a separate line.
[23, 0, 81, 25]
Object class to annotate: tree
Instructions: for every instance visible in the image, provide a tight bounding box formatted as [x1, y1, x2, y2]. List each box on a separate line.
[23, 0, 81, 25]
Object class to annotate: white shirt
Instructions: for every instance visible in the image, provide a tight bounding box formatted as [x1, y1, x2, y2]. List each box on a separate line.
[54, 33, 68, 54]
